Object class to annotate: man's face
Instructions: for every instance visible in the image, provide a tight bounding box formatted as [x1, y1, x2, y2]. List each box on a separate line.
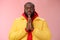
[24, 4, 35, 16]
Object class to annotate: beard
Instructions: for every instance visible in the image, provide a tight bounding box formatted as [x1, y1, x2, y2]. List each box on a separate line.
[24, 11, 34, 18]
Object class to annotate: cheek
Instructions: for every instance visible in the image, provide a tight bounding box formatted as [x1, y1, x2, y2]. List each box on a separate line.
[31, 10, 34, 13]
[24, 9, 27, 12]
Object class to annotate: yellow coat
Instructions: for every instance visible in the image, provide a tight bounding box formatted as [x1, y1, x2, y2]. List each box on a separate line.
[9, 16, 51, 40]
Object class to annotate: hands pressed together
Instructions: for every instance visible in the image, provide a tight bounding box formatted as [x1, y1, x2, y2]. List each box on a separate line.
[26, 14, 34, 32]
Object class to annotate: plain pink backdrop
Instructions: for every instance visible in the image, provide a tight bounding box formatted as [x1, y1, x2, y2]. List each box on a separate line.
[0, 0, 60, 40]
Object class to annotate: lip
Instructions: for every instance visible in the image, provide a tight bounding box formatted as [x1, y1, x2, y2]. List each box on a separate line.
[28, 12, 31, 13]
[28, 12, 31, 14]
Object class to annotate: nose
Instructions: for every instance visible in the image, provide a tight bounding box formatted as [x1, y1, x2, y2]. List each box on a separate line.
[28, 8, 31, 12]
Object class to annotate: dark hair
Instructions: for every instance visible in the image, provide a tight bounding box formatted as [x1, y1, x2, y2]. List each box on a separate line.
[24, 2, 35, 8]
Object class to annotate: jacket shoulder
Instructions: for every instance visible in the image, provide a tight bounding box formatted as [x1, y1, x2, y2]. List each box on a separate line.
[15, 16, 26, 21]
[34, 17, 46, 22]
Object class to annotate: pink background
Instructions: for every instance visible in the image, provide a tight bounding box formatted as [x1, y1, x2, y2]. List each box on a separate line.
[0, 0, 60, 40]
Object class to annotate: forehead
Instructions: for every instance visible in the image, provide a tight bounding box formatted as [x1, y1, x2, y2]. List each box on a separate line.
[25, 4, 33, 8]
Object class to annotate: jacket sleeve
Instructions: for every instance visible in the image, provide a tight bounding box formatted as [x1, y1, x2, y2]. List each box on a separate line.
[9, 19, 27, 40]
[33, 20, 51, 40]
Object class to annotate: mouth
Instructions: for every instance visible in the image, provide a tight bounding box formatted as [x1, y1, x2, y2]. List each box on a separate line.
[28, 12, 31, 15]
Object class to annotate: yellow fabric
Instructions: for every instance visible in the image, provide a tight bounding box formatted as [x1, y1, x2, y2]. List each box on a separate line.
[9, 16, 51, 40]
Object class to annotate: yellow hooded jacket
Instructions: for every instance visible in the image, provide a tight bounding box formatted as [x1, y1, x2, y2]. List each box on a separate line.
[9, 16, 51, 40]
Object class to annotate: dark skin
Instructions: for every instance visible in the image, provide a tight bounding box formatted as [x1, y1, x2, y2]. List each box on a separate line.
[24, 3, 35, 32]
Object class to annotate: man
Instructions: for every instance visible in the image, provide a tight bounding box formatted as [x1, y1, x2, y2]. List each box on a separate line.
[9, 2, 51, 40]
